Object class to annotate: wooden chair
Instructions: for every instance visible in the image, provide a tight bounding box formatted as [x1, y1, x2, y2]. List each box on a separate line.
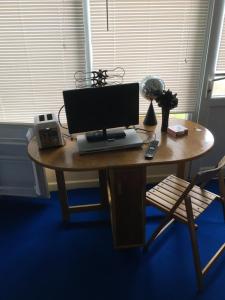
[144, 156, 225, 290]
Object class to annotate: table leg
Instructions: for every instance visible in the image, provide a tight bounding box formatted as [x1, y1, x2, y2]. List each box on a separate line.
[177, 161, 186, 179]
[98, 169, 109, 207]
[55, 169, 107, 222]
[108, 166, 146, 249]
[55, 170, 70, 223]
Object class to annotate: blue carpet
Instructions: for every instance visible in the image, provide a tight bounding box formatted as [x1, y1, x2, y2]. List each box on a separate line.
[0, 180, 225, 300]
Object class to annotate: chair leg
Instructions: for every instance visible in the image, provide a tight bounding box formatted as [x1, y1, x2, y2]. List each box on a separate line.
[218, 170, 225, 221]
[144, 193, 189, 252]
[143, 216, 175, 252]
[220, 198, 225, 221]
[185, 196, 204, 291]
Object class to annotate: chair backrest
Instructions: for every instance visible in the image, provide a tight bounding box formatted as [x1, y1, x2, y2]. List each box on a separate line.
[218, 155, 225, 169]
[218, 156, 225, 200]
[193, 156, 225, 187]
[151, 156, 225, 218]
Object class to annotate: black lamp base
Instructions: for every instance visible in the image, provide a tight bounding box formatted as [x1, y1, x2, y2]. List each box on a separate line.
[143, 101, 157, 126]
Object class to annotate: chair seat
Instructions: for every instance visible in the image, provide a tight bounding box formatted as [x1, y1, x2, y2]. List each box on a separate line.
[146, 175, 219, 223]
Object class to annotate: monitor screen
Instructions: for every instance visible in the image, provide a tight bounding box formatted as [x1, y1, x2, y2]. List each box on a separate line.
[63, 83, 139, 134]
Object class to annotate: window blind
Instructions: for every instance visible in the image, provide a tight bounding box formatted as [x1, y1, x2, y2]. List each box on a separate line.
[89, 0, 209, 114]
[0, 0, 85, 123]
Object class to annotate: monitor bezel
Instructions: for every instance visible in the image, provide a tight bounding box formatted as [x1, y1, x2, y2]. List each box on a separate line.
[63, 82, 140, 135]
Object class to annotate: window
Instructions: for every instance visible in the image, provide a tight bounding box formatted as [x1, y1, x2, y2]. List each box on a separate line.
[0, 0, 86, 123]
[89, 0, 209, 114]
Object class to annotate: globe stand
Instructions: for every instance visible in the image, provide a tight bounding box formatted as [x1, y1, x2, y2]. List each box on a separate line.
[143, 100, 157, 126]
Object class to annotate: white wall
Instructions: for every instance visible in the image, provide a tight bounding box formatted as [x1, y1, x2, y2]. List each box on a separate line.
[0, 123, 49, 197]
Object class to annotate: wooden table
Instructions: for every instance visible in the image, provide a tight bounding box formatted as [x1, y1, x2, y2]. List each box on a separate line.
[27, 119, 214, 249]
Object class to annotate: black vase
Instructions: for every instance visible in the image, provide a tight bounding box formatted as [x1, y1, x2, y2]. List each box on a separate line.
[161, 108, 170, 132]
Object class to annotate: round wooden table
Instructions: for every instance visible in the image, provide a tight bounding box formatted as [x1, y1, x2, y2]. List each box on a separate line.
[28, 118, 214, 248]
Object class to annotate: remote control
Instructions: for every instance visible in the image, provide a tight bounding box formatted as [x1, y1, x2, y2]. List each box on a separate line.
[144, 140, 159, 159]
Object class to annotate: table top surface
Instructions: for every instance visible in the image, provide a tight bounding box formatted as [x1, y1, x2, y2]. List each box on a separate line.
[27, 118, 214, 171]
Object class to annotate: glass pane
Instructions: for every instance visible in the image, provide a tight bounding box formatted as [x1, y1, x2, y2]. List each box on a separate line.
[212, 77, 225, 97]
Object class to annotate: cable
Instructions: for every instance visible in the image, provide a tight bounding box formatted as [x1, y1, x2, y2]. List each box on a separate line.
[58, 105, 76, 141]
[62, 133, 71, 139]
[135, 128, 153, 134]
[142, 133, 156, 144]
[135, 127, 156, 144]
[58, 105, 68, 130]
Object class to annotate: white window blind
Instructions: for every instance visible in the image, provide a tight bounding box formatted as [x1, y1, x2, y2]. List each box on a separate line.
[89, 0, 209, 114]
[0, 0, 86, 123]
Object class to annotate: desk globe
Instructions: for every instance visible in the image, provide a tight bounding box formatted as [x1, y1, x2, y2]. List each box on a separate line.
[140, 75, 165, 125]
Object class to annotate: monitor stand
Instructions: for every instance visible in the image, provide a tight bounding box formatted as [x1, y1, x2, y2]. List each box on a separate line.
[86, 128, 126, 142]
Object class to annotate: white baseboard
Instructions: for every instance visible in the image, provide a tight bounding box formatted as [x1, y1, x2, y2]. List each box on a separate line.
[48, 178, 99, 191]
[47, 173, 173, 192]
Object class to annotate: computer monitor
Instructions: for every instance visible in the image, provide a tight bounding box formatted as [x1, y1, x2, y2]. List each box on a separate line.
[63, 83, 139, 141]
